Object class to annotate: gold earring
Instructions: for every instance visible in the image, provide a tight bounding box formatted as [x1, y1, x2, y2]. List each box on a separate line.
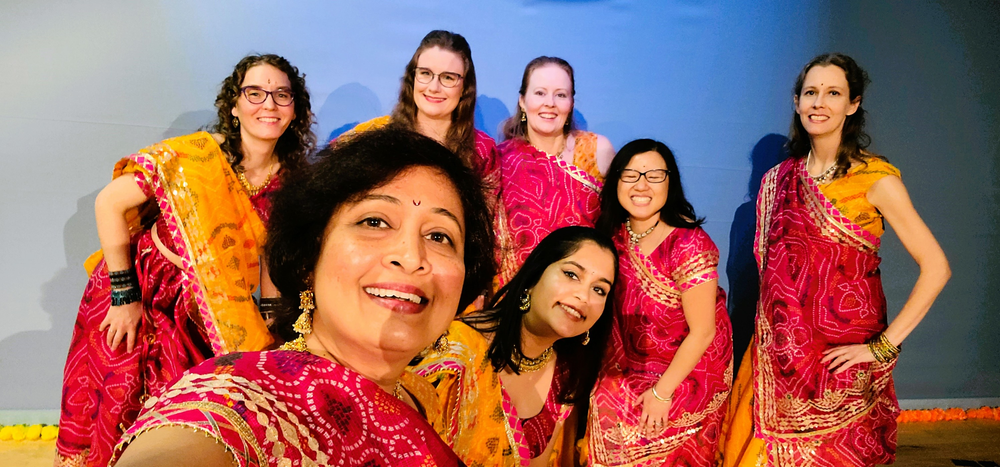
[280, 290, 314, 352]
[519, 290, 531, 312]
[520, 110, 527, 122]
[581, 330, 590, 346]
[433, 330, 450, 353]
[232, 117, 239, 128]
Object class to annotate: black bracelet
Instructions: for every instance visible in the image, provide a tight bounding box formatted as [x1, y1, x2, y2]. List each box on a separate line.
[111, 287, 142, 306]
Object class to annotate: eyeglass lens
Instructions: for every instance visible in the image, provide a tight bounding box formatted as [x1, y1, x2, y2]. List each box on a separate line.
[621, 169, 668, 183]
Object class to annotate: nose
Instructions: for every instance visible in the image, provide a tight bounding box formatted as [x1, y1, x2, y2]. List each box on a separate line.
[428, 76, 443, 92]
[384, 230, 429, 274]
[812, 93, 825, 108]
[261, 93, 278, 110]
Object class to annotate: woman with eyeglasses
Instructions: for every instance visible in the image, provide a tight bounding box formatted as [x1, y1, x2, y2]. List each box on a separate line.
[588, 139, 733, 466]
[55, 54, 315, 467]
[341, 30, 497, 184]
[494, 57, 615, 286]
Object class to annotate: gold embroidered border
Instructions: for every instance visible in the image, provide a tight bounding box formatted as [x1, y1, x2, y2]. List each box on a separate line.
[798, 161, 879, 253]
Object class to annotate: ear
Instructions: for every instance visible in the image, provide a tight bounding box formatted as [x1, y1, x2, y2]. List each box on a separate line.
[847, 96, 861, 116]
[231, 105, 239, 118]
[793, 94, 800, 115]
[518, 95, 526, 114]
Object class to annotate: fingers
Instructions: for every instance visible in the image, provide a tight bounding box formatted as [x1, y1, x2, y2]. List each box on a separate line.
[109, 328, 122, 352]
[126, 329, 136, 353]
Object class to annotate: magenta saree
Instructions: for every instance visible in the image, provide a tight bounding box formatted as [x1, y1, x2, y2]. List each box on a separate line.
[56, 133, 276, 467]
[751, 158, 898, 465]
[112, 350, 462, 466]
[589, 226, 733, 466]
[495, 137, 602, 285]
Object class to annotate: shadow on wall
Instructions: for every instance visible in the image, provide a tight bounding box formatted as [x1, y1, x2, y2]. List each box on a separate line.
[317, 83, 382, 143]
[0, 190, 100, 410]
[164, 110, 217, 139]
[726, 133, 787, 375]
[474, 95, 510, 140]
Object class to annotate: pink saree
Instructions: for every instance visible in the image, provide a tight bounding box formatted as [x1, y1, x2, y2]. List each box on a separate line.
[112, 350, 462, 466]
[589, 226, 733, 466]
[751, 158, 898, 465]
[56, 133, 275, 467]
[495, 137, 602, 285]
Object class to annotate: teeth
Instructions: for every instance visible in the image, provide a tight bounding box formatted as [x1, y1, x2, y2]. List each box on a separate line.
[560, 304, 582, 319]
[258, 117, 278, 122]
[632, 196, 652, 203]
[365, 287, 424, 304]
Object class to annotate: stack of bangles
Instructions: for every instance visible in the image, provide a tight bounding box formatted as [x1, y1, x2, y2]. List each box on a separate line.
[867, 332, 901, 363]
[258, 297, 281, 321]
[109, 268, 141, 306]
[651, 386, 673, 403]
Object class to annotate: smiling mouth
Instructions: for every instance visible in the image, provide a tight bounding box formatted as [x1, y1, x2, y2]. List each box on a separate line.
[258, 117, 279, 123]
[807, 115, 829, 123]
[423, 94, 446, 103]
[365, 287, 426, 305]
[631, 195, 652, 205]
[560, 303, 585, 320]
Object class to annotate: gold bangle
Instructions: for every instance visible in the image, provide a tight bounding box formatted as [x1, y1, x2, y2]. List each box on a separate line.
[651, 386, 672, 403]
[867, 332, 901, 363]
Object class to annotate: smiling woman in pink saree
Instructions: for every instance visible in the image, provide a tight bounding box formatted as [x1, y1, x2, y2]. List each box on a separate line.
[589, 139, 733, 466]
[495, 56, 616, 285]
[720, 53, 950, 467]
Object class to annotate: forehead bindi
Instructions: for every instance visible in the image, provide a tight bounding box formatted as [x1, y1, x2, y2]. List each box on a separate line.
[804, 65, 848, 90]
[242, 64, 291, 88]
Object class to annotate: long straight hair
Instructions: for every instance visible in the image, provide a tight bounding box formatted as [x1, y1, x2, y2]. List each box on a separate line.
[390, 30, 478, 168]
[463, 226, 618, 405]
[596, 138, 704, 235]
[787, 53, 886, 178]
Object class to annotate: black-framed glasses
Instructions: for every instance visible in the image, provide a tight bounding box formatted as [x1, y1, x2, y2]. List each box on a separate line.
[621, 169, 669, 183]
[240, 86, 294, 106]
[414, 67, 464, 88]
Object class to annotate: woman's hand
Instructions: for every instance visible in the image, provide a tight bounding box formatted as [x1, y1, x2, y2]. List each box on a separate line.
[821, 344, 876, 374]
[633, 388, 671, 438]
[100, 301, 143, 353]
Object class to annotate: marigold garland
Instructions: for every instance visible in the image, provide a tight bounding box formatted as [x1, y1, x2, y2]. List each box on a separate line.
[0, 424, 58, 441]
[896, 406, 1000, 423]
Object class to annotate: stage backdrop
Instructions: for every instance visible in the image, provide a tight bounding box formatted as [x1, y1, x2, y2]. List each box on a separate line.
[1, 0, 997, 416]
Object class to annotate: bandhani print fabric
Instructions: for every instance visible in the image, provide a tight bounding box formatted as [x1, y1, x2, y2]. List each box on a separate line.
[56, 132, 275, 467]
[112, 350, 463, 466]
[494, 133, 602, 286]
[589, 226, 733, 466]
[727, 157, 900, 466]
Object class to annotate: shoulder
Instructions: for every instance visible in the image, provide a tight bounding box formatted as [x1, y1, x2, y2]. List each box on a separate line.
[859, 156, 901, 178]
[473, 129, 497, 147]
[668, 226, 719, 256]
[448, 320, 489, 351]
[497, 137, 529, 155]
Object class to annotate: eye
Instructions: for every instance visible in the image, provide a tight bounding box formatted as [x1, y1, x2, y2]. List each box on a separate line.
[534, 90, 545, 96]
[829, 90, 841, 96]
[563, 270, 579, 280]
[246, 89, 264, 98]
[426, 231, 453, 245]
[556, 92, 569, 99]
[417, 69, 432, 77]
[359, 217, 389, 229]
[276, 91, 292, 100]
[803, 90, 815, 96]
[593, 286, 608, 297]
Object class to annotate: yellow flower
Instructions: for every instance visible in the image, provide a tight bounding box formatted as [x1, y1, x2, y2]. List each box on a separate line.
[25, 424, 42, 440]
[41, 425, 59, 441]
[0, 425, 13, 441]
[11, 425, 26, 441]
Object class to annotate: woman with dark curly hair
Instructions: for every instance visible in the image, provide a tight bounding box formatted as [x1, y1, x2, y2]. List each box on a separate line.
[720, 53, 950, 467]
[55, 53, 314, 467]
[112, 127, 494, 467]
[341, 30, 498, 185]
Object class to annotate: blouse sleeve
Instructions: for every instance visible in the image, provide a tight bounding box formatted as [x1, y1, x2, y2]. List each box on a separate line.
[669, 227, 720, 292]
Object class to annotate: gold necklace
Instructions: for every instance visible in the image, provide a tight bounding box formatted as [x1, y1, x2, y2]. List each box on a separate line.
[806, 152, 837, 184]
[237, 162, 275, 196]
[513, 346, 554, 373]
[529, 136, 567, 159]
[626, 219, 659, 244]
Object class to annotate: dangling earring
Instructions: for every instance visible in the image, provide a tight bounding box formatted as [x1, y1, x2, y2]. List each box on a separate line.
[280, 290, 314, 352]
[520, 109, 527, 123]
[433, 330, 450, 353]
[581, 330, 590, 346]
[519, 290, 531, 312]
[232, 116, 240, 128]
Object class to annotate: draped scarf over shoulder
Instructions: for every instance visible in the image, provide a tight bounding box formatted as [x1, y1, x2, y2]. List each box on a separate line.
[495, 137, 602, 285]
[114, 132, 272, 354]
[752, 158, 898, 465]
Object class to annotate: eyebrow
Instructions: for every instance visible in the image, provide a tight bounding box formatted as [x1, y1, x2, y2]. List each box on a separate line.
[564, 260, 614, 287]
[359, 194, 464, 233]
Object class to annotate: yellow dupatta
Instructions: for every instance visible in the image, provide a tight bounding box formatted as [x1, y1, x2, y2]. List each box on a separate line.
[87, 132, 272, 354]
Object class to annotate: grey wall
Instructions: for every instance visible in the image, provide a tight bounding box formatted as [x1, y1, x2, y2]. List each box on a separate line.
[0, 0, 996, 411]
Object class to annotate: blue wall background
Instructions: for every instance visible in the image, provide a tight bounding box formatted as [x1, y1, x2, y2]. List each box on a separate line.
[1, 0, 997, 412]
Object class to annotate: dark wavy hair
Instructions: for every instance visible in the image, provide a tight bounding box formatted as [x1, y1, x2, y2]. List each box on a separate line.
[390, 30, 479, 168]
[464, 226, 618, 405]
[265, 126, 496, 342]
[596, 139, 704, 235]
[213, 53, 316, 175]
[788, 53, 886, 178]
[500, 56, 577, 142]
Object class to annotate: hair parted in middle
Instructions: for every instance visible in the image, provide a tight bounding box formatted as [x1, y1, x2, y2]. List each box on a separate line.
[390, 30, 479, 168]
[500, 56, 577, 142]
[264, 125, 496, 342]
[596, 138, 705, 235]
[463, 226, 618, 406]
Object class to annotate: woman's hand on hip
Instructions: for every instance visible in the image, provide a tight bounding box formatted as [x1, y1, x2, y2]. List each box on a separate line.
[100, 301, 143, 353]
